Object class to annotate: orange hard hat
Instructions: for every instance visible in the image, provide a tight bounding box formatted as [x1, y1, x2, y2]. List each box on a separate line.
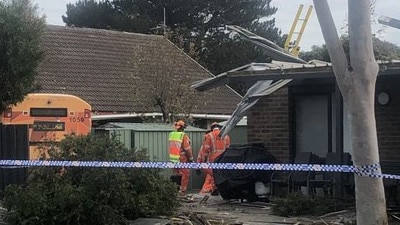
[175, 120, 185, 128]
[211, 122, 221, 130]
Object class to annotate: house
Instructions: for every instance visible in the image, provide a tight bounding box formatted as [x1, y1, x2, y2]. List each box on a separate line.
[193, 60, 400, 162]
[36, 25, 242, 127]
[193, 60, 400, 198]
[192, 25, 400, 165]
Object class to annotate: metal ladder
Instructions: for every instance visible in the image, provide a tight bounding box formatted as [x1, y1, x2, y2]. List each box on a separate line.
[284, 4, 313, 57]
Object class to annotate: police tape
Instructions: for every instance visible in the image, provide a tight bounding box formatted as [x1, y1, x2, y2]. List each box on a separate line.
[0, 159, 399, 180]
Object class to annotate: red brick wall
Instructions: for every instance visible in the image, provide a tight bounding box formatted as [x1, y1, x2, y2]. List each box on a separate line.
[376, 79, 400, 162]
[247, 87, 291, 163]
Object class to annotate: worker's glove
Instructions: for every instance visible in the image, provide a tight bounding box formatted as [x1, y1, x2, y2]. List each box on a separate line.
[195, 169, 202, 176]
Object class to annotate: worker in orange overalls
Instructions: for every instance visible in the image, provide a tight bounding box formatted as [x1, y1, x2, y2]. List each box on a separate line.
[197, 122, 230, 195]
[169, 120, 194, 196]
[196, 129, 211, 176]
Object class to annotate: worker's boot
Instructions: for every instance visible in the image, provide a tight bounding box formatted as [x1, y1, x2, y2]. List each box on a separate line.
[178, 190, 186, 197]
[211, 189, 219, 196]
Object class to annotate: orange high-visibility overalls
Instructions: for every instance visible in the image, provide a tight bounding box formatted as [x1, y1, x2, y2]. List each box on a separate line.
[198, 129, 230, 193]
[169, 131, 193, 194]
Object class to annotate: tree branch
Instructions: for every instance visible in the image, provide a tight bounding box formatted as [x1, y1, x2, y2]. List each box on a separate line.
[348, 0, 378, 80]
[313, 0, 348, 82]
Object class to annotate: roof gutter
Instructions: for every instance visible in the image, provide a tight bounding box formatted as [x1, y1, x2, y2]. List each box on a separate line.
[92, 113, 236, 121]
[92, 113, 162, 121]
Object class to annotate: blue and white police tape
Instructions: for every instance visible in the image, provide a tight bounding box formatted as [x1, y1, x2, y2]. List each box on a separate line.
[0, 159, 399, 180]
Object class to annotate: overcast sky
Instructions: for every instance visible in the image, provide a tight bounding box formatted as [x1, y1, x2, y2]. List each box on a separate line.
[33, 0, 400, 51]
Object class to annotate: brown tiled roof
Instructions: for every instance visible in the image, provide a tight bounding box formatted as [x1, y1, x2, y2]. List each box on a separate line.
[36, 25, 241, 115]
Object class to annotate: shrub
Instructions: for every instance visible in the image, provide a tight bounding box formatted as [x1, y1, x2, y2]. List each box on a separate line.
[271, 193, 354, 217]
[2, 134, 179, 225]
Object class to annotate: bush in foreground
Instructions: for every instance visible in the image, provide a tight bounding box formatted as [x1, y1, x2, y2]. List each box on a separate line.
[271, 193, 355, 217]
[3, 134, 179, 225]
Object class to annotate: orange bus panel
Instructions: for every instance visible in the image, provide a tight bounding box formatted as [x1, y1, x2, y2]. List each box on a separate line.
[1, 93, 92, 159]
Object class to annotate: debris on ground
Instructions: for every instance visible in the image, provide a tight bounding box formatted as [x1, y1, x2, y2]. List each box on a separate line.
[174, 194, 361, 225]
[129, 218, 170, 225]
[3, 195, 400, 224]
[178, 194, 197, 203]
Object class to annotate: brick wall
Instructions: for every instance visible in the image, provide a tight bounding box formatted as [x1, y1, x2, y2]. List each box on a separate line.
[376, 78, 400, 162]
[247, 87, 291, 163]
[246, 77, 400, 164]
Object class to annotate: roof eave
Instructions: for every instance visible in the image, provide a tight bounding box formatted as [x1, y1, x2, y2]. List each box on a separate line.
[192, 61, 400, 91]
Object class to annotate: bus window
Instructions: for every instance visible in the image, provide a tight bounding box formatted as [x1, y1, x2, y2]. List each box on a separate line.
[0, 93, 92, 160]
[30, 108, 68, 117]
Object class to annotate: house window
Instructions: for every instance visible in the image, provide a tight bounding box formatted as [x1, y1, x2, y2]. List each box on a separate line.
[295, 95, 330, 157]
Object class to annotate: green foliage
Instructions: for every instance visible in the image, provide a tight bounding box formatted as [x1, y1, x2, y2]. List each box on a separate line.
[2, 134, 179, 225]
[372, 37, 400, 61]
[300, 35, 400, 63]
[271, 193, 354, 217]
[0, 0, 45, 114]
[299, 45, 330, 63]
[62, 0, 119, 30]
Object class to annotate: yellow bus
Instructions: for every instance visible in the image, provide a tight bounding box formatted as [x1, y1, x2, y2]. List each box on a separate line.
[1, 93, 92, 159]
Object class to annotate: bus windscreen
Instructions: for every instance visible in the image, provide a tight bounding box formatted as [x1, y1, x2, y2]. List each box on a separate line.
[30, 108, 68, 117]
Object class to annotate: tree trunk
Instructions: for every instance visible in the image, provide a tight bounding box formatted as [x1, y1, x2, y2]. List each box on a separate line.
[313, 0, 388, 224]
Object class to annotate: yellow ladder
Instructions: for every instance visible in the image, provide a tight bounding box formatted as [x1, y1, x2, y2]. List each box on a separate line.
[284, 4, 313, 57]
